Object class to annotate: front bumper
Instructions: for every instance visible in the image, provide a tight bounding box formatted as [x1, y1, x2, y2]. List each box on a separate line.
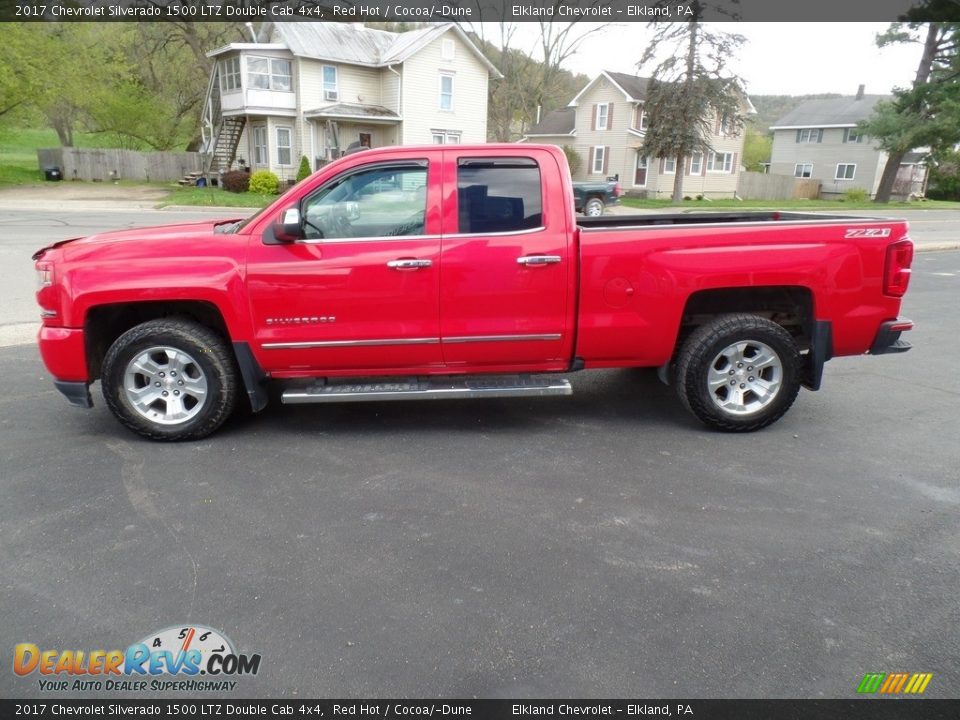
[38, 326, 92, 408]
[870, 318, 914, 355]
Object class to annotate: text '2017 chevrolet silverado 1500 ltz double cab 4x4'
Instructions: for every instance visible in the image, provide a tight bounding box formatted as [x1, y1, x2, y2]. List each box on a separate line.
[34, 144, 914, 441]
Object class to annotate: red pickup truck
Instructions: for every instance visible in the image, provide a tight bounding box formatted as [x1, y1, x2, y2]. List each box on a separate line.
[34, 144, 914, 441]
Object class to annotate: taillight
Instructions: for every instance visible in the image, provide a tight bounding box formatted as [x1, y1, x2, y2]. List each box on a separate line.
[883, 238, 913, 297]
[613, 183, 622, 198]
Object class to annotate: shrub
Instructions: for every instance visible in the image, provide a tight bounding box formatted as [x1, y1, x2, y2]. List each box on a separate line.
[561, 145, 582, 176]
[222, 170, 250, 193]
[843, 187, 869, 203]
[296, 156, 312, 183]
[249, 170, 280, 195]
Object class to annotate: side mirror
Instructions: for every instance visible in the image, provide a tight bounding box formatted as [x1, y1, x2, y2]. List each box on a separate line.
[272, 207, 304, 242]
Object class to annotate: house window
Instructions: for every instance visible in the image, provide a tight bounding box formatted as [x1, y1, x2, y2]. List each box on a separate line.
[220, 56, 241, 92]
[794, 163, 813, 178]
[635, 108, 649, 131]
[252, 126, 268, 165]
[591, 146, 606, 175]
[707, 151, 733, 173]
[442, 39, 455, 60]
[689, 153, 703, 175]
[432, 131, 461, 144]
[596, 103, 610, 130]
[457, 157, 543, 234]
[323, 65, 338, 101]
[663, 157, 676, 174]
[276, 127, 292, 166]
[719, 113, 732, 135]
[634, 154, 648, 187]
[439, 73, 454, 111]
[248, 57, 292, 91]
[844, 128, 864, 143]
[796, 128, 823, 143]
[835, 163, 856, 180]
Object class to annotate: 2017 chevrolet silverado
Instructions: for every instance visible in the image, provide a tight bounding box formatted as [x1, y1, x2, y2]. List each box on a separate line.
[34, 144, 914, 441]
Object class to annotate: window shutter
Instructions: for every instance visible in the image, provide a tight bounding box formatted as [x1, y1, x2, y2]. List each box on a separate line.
[731, 152, 739, 174]
[602, 146, 609, 175]
[796, 130, 801, 143]
[607, 103, 613, 130]
[817, 129, 823, 143]
[591, 104, 597, 131]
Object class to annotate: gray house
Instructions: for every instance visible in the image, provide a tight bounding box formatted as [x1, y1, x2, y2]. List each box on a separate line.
[768, 87, 928, 198]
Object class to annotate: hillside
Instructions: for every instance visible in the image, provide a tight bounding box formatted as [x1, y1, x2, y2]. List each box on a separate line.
[747, 94, 845, 133]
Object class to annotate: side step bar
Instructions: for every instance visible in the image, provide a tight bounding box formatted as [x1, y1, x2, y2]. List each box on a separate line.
[281, 375, 573, 405]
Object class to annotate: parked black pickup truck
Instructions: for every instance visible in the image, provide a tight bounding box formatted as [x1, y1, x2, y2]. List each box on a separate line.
[573, 178, 622, 216]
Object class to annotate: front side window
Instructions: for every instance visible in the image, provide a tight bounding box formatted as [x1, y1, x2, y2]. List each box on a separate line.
[439, 74, 454, 111]
[253, 126, 268, 165]
[276, 127, 292, 166]
[794, 163, 813, 178]
[302, 163, 428, 240]
[248, 56, 292, 91]
[457, 158, 542, 234]
[835, 163, 856, 180]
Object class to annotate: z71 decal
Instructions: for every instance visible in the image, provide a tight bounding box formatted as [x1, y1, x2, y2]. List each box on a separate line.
[845, 228, 892, 238]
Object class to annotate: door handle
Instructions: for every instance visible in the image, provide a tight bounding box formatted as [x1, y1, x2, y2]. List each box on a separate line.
[517, 255, 562, 266]
[387, 258, 432, 270]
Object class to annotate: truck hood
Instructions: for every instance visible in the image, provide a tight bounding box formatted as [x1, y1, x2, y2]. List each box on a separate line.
[33, 219, 245, 262]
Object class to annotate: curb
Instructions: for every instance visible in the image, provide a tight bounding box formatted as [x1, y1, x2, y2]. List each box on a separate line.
[915, 242, 960, 253]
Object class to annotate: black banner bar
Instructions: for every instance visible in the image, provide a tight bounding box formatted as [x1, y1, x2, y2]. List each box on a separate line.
[1, 0, 956, 23]
[2, 700, 960, 720]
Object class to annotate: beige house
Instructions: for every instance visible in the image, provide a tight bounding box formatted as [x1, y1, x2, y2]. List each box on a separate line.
[201, 22, 501, 181]
[522, 71, 751, 199]
[768, 87, 927, 198]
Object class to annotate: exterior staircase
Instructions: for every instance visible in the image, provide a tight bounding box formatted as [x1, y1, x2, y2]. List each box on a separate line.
[200, 66, 247, 176]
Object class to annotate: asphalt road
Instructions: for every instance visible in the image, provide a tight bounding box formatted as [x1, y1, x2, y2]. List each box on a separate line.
[1, 252, 957, 699]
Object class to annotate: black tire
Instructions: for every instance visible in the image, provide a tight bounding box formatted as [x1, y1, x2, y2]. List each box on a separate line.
[101, 319, 239, 441]
[675, 314, 801, 432]
[583, 197, 605, 216]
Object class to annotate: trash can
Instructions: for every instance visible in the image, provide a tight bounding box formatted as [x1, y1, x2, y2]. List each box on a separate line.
[195, 177, 207, 187]
[43, 166, 62, 181]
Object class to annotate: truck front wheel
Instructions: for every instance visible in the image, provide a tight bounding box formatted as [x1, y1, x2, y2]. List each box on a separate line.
[675, 314, 801, 432]
[101, 319, 239, 441]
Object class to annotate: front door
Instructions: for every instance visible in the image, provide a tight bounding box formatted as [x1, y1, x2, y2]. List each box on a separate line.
[439, 151, 571, 370]
[246, 157, 443, 373]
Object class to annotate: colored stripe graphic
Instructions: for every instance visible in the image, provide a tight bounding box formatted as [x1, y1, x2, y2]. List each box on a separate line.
[858, 672, 932, 695]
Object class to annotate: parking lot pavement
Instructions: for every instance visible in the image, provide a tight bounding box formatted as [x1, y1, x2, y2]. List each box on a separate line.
[1, 252, 957, 699]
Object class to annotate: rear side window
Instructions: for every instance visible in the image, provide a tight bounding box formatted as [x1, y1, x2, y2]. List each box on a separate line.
[457, 158, 543, 234]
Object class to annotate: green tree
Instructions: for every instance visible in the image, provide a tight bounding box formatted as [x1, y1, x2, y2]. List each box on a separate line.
[742, 128, 772, 172]
[637, 2, 747, 202]
[863, 16, 960, 202]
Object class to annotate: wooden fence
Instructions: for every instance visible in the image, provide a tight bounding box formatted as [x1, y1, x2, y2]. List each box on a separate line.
[737, 172, 821, 201]
[37, 148, 204, 183]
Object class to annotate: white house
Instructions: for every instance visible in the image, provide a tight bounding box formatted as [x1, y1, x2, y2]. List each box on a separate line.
[201, 22, 501, 180]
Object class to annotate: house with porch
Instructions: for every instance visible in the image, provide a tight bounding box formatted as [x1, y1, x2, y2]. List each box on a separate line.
[522, 70, 752, 199]
[768, 87, 928, 198]
[201, 22, 501, 181]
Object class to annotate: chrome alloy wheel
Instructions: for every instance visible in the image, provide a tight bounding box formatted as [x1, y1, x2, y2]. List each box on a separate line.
[123, 346, 208, 425]
[706, 340, 783, 416]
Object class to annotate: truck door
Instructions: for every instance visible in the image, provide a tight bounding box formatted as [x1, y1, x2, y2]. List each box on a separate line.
[439, 151, 572, 370]
[245, 156, 444, 373]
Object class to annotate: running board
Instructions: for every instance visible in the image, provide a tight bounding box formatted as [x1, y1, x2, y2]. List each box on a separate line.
[281, 375, 572, 404]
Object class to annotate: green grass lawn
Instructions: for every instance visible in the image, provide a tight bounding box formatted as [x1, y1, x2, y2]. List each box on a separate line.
[160, 185, 276, 209]
[0, 126, 137, 186]
[619, 196, 960, 211]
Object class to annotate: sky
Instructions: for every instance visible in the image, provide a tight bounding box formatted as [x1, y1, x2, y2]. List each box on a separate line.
[478, 22, 923, 97]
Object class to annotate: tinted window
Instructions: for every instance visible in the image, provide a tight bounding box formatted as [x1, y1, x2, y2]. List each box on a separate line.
[302, 163, 427, 240]
[457, 159, 542, 234]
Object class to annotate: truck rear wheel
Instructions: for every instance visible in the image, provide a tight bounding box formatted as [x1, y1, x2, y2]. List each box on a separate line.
[583, 197, 605, 216]
[101, 319, 238, 441]
[675, 314, 801, 432]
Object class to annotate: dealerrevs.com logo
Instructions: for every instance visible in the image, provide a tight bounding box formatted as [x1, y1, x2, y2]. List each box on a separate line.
[13, 624, 261, 692]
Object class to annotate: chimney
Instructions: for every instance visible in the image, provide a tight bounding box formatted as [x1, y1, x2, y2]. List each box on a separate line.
[856, 84, 865, 100]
